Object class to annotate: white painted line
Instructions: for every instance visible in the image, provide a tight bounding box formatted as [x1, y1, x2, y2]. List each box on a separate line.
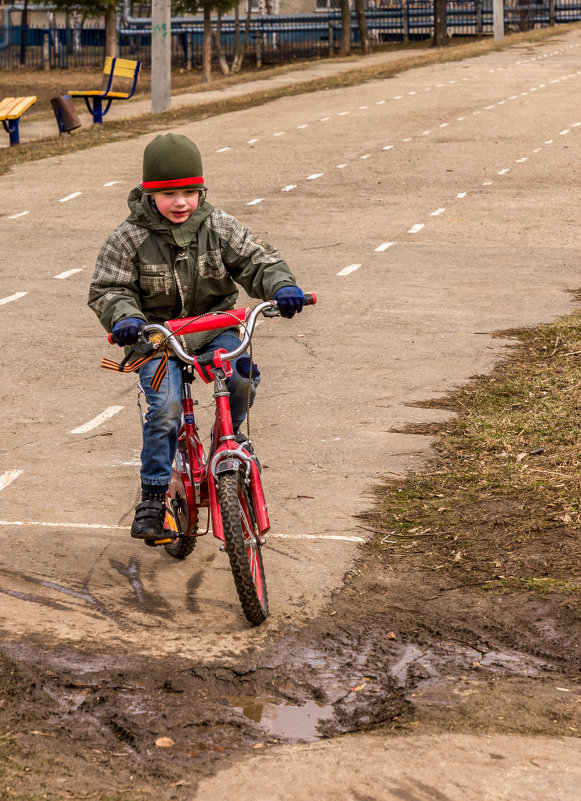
[572, 122, 581, 128]
[247, 198, 264, 205]
[103, 181, 121, 187]
[297, 124, 308, 129]
[0, 519, 131, 531]
[375, 242, 396, 252]
[337, 263, 361, 277]
[216, 146, 231, 152]
[70, 406, 124, 435]
[54, 268, 83, 280]
[408, 224, 424, 234]
[360, 154, 371, 159]
[282, 185, 297, 192]
[307, 173, 323, 180]
[336, 164, 348, 169]
[498, 168, 510, 175]
[394, 96, 403, 100]
[545, 139, 554, 144]
[430, 208, 446, 216]
[530, 87, 538, 92]
[539, 83, 546, 88]
[0, 470, 22, 492]
[482, 181, 494, 186]
[520, 91, 529, 96]
[440, 122, 450, 128]
[0, 292, 27, 306]
[509, 95, 518, 99]
[408, 91, 416, 96]
[532, 147, 542, 153]
[498, 100, 506, 105]
[457, 192, 467, 199]
[485, 105, 495, 109]
[457, 116, 465, 121]
[473, 111, 481, 115]
[560, 129, 570, 135]
[376, 100, 386, 105]
[248, 138, 259, 144]
[338, 111, 351, 116]
[59, 192, 82, 203]
[359, 105, 368, 109]
[8, 210, 30, 219]
[273, 132, 285, 137]
[382, 145, 393, 151]
[320, 117, 331, 122]
[515, 157, 528, 163]
[422, 130, 432, 135]
[403, 138, 412, 142]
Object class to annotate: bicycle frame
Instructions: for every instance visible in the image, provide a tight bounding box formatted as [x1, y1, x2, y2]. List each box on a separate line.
[174, 364, 270, 546]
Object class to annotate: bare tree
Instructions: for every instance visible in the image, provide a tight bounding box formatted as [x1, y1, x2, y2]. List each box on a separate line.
[354, 0, 370, 54]
[433, 0, 447, 46]
[339, 0, 351, 56]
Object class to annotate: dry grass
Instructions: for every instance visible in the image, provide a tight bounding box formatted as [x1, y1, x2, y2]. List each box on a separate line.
[363, 302, 581, 599]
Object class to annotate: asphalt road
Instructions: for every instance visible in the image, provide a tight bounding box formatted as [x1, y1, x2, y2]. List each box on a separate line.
[1, 29, 581, 798]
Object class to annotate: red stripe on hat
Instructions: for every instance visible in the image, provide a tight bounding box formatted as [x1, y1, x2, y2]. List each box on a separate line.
[143, 177, 204, 189]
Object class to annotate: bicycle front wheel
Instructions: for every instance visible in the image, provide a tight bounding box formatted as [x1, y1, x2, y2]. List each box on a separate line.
[218, 470, 269, 625]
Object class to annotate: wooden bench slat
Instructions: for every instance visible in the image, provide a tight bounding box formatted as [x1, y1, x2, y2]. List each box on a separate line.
[0, 96, 36, 121]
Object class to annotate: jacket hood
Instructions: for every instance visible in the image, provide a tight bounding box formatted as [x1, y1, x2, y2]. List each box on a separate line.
[126, 184, 214, 247]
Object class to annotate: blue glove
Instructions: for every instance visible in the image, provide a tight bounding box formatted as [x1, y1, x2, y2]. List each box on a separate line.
[112, 317, 145, 346]
[273, 286, 305, 318]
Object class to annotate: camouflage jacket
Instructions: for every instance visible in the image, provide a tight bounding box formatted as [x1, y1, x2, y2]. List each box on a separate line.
[88, 185, 297, 354]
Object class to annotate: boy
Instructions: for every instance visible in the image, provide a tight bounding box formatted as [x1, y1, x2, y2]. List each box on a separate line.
[88, 133, 305, 541]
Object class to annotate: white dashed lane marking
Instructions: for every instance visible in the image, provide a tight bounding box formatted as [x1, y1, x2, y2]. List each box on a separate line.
[375, 242, 396, 252]
[70, 406, 124, 435]
[103, 181, 121, 187]
[0, 292, 27, 305]
[282, 185, 297, 192]
[0, 470, 22, 492]
[216, 146, 231, 152]
[337, 264, 361, 277]
[431, 208, 446, 216]
[247, 198, 264, 205]
[408, 224, 425, 234]
[8, 211, 29, 219]
[307, 173, 324, 180]
[59, 192, 82, 203]
[54, 269, 83, 279]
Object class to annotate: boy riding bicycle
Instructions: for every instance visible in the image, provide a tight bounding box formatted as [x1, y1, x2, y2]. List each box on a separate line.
[88, 133, 305, 541]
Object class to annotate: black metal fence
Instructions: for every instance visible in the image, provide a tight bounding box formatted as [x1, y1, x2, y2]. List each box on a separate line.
[1, 2, 581, 71]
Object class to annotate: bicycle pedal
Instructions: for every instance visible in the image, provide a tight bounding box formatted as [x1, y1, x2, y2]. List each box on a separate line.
[145, 537, 173, 547]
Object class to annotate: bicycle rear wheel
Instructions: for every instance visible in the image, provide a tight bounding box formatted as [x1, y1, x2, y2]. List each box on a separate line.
[217, 469, 268, 625]
[164, 470, 197, 560]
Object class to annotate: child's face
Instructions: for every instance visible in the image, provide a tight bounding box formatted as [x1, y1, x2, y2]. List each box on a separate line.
[152, 189, 200, 224]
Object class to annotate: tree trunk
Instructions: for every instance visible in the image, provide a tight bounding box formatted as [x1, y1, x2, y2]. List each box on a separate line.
[202, 5, 212, 83]
[355, 0, 370, 55]
[232, 0, 252, 73]
[212, 11, 230, 74]
[105, 8, 118, 60]
[433, 0, 447, 47]
[339, 0, 351, 56]
[19, 0, 28, 66]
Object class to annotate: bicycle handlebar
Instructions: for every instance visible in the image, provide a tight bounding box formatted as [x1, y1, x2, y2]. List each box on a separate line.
[107, 294, 317, 365]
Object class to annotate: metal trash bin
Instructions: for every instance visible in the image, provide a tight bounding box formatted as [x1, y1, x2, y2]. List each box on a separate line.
[50, 95, 81, 135]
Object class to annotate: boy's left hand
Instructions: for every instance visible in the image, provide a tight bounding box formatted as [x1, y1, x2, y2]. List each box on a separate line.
[274, 286, 305, 318]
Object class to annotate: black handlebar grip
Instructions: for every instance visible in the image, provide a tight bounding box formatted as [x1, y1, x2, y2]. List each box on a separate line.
[304, 293, 317, 306]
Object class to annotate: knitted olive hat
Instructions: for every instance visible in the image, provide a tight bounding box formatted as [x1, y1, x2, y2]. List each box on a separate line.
[142, 134, 204, 193]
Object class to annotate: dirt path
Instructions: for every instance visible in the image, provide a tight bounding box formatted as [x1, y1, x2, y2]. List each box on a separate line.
[1, 29, 581, 799]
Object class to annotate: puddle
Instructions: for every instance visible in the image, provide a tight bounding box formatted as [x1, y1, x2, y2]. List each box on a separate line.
[230, 695, 334, 741]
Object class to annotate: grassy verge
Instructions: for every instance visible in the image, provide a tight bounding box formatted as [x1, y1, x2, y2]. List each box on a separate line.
[363, 303, 581, 602]
[1, 22, 581, 176]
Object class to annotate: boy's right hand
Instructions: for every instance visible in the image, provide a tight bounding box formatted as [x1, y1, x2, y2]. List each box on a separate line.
[111, 317, 145, 346]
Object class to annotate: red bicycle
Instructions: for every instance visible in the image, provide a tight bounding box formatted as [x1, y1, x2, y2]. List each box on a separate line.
[106, 295, 316, 625]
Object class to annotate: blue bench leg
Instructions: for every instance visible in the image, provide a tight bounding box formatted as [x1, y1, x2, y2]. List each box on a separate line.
[92, 97, 103, 124]
[2, 119, 20, 145]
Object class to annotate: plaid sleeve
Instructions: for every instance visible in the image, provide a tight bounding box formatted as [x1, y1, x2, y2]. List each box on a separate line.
[88, 222, 149, 332]
[208, 209, 297, 300]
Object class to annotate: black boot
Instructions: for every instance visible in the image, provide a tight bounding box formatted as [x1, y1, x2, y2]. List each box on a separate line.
[131, 491, 166, 540]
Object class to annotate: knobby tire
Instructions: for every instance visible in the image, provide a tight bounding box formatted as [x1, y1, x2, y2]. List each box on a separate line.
[218, 470, 269, 625]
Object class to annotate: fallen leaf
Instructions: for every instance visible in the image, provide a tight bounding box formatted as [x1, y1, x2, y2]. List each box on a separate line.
[516, 452, 527, 462]
[155, 737, 175, 748]
[169, 780, 191, 787]
[385, 632, 397, 640]
[471, 661, 483, 670]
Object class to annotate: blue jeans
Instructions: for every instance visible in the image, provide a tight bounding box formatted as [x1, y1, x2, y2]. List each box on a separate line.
[138, 331, 260, 492]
